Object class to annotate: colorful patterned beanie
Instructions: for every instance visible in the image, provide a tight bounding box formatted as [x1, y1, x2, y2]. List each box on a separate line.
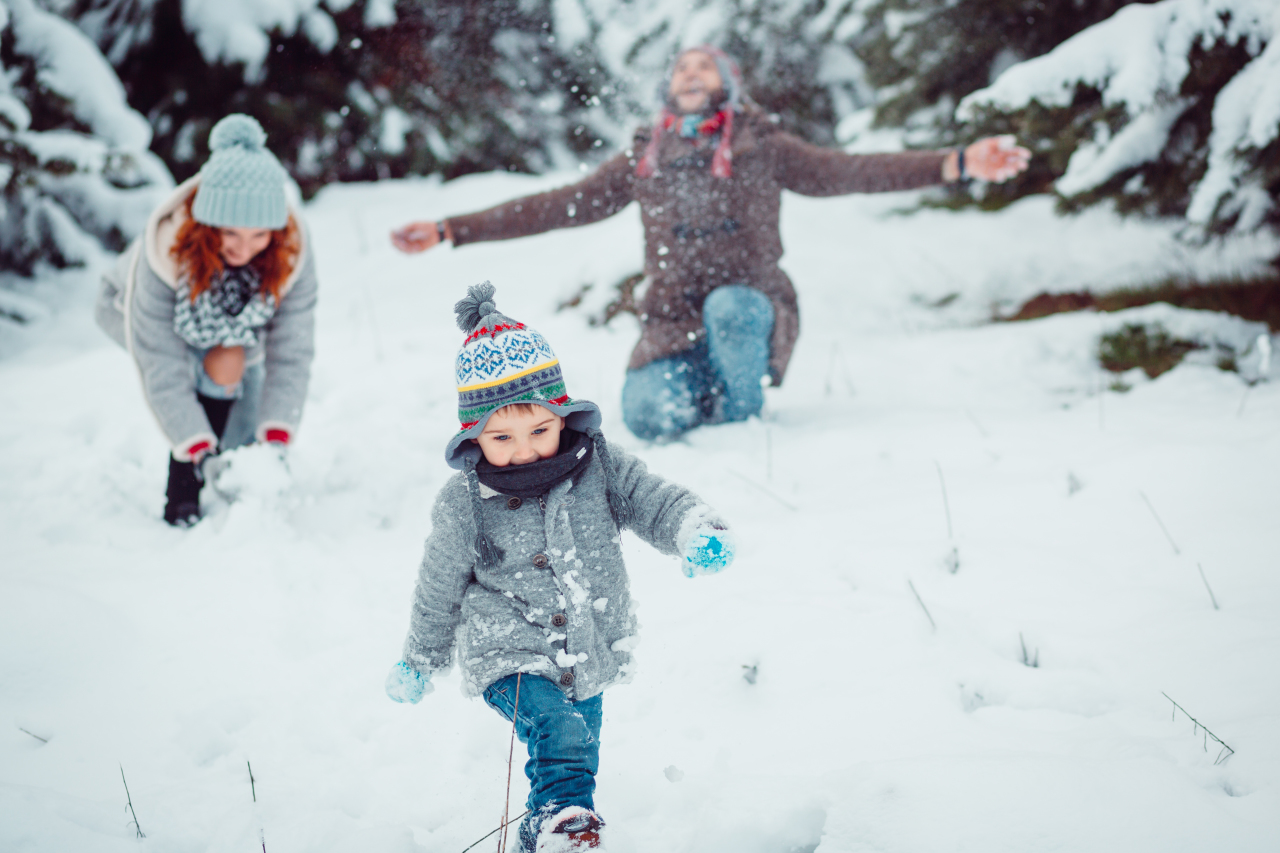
[444, 282, 601, 470]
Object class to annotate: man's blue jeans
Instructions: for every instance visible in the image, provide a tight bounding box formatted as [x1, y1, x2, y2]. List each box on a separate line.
[622, 285, 774, 440]
[483, 674, 603, 850]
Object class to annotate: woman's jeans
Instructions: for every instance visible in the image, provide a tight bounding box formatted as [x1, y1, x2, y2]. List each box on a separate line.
[483, 674, 603, 850]
[622, 285, 774, 440]
[189, 347, 264, 451]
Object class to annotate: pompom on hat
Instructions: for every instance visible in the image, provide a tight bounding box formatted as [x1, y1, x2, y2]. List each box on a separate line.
[192, 114, 289, 230]
[444, 282, 601, 470]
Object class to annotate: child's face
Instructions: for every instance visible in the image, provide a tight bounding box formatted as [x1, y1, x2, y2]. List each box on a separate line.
[473, 406, 566, 467]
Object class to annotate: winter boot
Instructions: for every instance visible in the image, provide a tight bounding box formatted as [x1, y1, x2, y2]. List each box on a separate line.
[163, 455, 203, 527]
[532, 806, 604, 852]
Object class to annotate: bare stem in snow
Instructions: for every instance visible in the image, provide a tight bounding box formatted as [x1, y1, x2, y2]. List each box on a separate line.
[119, 765, 145, 839]
[730, 470, 797, 511]
[934, 461, 954, 540]
[18, 726, 48, 744]
[459, 810, 530, 853]
[824, 342, 855, 397]
[1019, 632, 1039, 668]
[1138, 491, 1180, 555]
[1162, 692, 1234, 765]
[934, 462, 959, 573]
[248, 760, 266, 852]
[1196, 563, 1221, 610]
[908, 579, 937, 632]
[765, 424, 772, 483]
[963, 408, 989, 439]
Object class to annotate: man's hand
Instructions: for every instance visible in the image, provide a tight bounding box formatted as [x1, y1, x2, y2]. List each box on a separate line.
[391, 220, 450, 254]
[944, 135, 1031, 183]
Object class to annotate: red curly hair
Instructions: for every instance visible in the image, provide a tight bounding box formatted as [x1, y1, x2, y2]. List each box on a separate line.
[170, 188, 301, 303]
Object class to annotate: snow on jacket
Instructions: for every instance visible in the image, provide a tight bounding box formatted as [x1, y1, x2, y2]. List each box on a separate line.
[447, 109, 949, 385]
[402, 440, 722, 700]
[95, 176, 318, 460]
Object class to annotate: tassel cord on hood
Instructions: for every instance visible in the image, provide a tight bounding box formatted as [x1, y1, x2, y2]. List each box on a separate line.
[587, 428, 633, 531]
[464, 457, 505, 570]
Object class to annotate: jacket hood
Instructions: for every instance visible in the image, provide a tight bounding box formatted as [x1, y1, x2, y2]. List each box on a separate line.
[444, 399, 603, 470]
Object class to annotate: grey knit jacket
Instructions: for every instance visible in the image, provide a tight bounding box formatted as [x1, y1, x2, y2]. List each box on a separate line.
[95, 176, 318, 459]
[403, 441, 723, 700]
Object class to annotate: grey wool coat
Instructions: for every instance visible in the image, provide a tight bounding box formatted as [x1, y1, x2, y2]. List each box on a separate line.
[95, 176, 318, 457]
[403, 440, 723, 700]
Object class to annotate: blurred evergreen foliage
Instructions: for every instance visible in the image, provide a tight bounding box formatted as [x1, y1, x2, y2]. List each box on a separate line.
[58, 0, 613, 197]
[3, 0, 169, 279]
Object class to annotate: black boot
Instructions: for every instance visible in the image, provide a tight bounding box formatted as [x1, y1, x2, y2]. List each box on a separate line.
[163, 455, 203, 527]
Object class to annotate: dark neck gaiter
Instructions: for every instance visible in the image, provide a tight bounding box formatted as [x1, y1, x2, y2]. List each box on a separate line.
[475, 429, 594, 499]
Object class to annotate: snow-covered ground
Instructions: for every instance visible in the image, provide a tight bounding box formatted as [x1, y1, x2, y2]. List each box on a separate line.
[2, 174, 1278, 853]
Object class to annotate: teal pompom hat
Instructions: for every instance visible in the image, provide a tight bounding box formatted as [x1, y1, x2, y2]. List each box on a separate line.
[192, 114, 289, 230]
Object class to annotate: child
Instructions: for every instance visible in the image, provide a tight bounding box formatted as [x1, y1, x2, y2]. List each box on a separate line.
[386, 282, 734, 852]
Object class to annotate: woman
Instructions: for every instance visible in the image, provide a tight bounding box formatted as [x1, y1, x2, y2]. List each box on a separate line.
[392, 46, 1029, 440]
[97, 114, 318, 526]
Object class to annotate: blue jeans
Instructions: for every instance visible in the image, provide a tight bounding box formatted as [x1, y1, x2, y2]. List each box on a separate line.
[221, 360, 263, 450]
[622, 285, 774, 440]
[483, 674, 603, 850]
[189, 347, 264, 451]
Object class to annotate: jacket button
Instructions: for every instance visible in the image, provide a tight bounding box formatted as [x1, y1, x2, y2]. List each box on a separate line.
[551, 614, 567, 628]
[532, 553, 549, 569]
[559, 671, 575, 687]
[507, 496, 522, 510]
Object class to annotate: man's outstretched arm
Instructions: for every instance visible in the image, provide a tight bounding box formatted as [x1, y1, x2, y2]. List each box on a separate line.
[392, 151, 637, 253]
[773, 133, 1029, 197]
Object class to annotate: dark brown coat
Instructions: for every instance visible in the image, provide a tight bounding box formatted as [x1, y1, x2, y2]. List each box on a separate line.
[448, 113, 948, 384]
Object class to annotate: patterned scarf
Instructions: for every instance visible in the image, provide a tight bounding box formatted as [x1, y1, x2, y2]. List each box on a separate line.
[635, 107, 734, 180]
[173, 265, 277, 350]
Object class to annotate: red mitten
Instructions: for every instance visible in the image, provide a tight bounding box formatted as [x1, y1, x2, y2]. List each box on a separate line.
[263, 428, 290, 445]
[256, 422, 292, 446]
[174, 434, 217, 463]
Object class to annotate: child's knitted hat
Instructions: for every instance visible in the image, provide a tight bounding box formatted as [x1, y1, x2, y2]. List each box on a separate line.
[192, 114, 289, 230]
[444, 282, 601, 470]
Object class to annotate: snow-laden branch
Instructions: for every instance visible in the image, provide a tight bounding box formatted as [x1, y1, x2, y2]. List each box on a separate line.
[1189, 30, 1280, 229]
[181, 0, 395, 82]
[4, 0, 151, 149]
[958, 0, 1279, 230]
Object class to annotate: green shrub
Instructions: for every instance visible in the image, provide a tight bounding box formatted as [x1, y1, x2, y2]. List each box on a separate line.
[1098, 323, 1202, 379]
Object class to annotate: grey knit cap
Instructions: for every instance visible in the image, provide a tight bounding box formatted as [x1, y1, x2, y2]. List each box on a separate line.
[192, 114, 289, 230]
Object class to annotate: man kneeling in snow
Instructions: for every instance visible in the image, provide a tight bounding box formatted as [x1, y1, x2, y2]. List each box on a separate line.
[393, 46, 1029, 440]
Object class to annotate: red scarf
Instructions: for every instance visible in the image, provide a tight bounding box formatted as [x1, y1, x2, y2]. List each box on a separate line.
[635, 108, 734, 179]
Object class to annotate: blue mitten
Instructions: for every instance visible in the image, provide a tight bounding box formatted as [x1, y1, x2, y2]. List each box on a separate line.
[682, 527, 735, 578]
[385, 660, 433, 704]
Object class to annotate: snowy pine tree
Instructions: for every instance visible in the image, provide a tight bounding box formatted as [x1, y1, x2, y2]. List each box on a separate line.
[1, 0, 170, 283]
[549, 0, 874, 148]
[52, 0, 618, 195]
[852, 0, 1151, 136]
[960, 0, 1280, 246]
[46, 1, 881, 194]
